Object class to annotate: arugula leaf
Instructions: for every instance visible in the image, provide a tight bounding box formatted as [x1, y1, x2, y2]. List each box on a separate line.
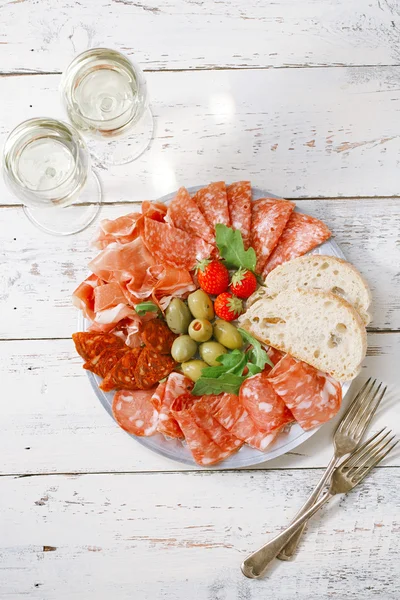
[246, 363, 263, 376]
[238, 328, 273, 369]
[200, 350, 247, 379]
[135, 301, 160, 316]
[192, 373, 245, 396]
[215, 224, 257, 272]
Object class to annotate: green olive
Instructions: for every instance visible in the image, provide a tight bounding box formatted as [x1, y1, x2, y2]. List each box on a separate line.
[188, 318, 213, 342]
[188, 289, 215, 320]
[199, 341, 227, 366]
[171, 335, 198, 363]
[213, 320, 243, 350]
[181, 360, 208, 382]
[165, 298, 192, 334]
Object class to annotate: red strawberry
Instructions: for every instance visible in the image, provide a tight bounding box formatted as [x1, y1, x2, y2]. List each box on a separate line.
[230, 268, 257, 299]
[214, 292, 243, 321]
[196, 259, 230, 295]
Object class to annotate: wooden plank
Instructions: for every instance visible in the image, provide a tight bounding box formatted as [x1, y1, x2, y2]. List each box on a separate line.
[1, 468, 399, 599]
[1, 0, 400, 72]
[2, 68, 400, 202]
[1, 333, 399, 475]
[1, 198, 399, 339]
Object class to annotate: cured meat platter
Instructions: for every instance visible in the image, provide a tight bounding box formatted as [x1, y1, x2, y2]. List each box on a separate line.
[76, 186, 354, 468]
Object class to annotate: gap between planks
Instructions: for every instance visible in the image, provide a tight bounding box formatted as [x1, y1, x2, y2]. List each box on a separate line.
[3, 465, 399, 479]
[2, 63, 400, 77]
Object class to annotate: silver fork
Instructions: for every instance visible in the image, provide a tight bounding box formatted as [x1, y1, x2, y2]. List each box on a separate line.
[242, 428, 398, 579]
[278, 377, 386, 561]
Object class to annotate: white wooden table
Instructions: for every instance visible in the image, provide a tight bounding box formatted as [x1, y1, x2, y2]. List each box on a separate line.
[1, 1, 400, 598]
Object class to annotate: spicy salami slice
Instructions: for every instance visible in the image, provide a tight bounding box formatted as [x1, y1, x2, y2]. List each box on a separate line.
[142, 218, 213, 271]
[157, 372, 193, 439]
[141, 319, 176, 355]
[210, 393, 278, 452]
[193, 182, 231, 231]
[99, 348, 142, 392]
[84, 347, 128, 378]
[150, 380, 167, 411]
[167, 187, 215, 245]
[171, 393, 235, 466]
[112, 388, 159, 436]
[134, 347, 176, 390]
[268, 356, 342, 430]
[239, 371, 294, 434]
[72, 332, 124, 361]
[227, 181, 252, 249]
[263, 212, 332, 276]
[250, 198, 295, 274]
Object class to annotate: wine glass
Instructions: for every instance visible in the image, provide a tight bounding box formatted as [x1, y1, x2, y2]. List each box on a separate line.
[60, 48, 154, 167]
[2, 118, 102, 236]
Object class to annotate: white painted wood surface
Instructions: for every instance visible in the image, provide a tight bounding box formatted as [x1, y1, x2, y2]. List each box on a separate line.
[1, 1, 400, 598]
[2, 68, 400, 202]
[1, 0, 400, 72]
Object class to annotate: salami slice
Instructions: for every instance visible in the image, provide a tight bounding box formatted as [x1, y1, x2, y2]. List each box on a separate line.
[239, 371, 294, 434]
[134, 347, 176, 390]
[142, 218, 213, 271]
[150, 380, 167, 411]
[72, 332, 124, 361]
[141, 319, 176, 355]
[157, 373, 193, 439]
[112, 389, 159, 436]
[227, 181, 252, 249]
[263, 347, 285, 375]
[269, 357, 342, 430]
[250, 198, 295, 274]
[210, 393, 278, 452]
[167, 187, 215, 245]
[263, 212, 332, 276]
[84, 347, 127, 378]
[100, 348, 142, 392]
[193, 182, 231, 231]
[190, 399, 243, 454]
[171, 394, 235, 466]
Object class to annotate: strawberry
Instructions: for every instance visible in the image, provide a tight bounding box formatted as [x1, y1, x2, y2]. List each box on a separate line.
[214, 292, 243, 321]
[196, 259, 230, 295]
[229, 268, 257, 299]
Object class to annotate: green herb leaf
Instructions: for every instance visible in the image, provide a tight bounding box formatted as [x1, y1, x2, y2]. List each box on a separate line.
[215, 224, 257, 272]
[200, 350, 247, 379]
[238, 328, 273, 369]
[135, 301, 160, 316]
[192, 373, 245, 396]
[246, 363, 263, 376]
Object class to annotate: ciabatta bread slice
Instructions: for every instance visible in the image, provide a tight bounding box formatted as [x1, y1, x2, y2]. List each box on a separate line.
[238, 288, 367, 381]
[261, 255, 371, 324]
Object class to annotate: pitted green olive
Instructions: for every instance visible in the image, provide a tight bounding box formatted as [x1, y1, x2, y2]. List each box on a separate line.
[171, 335, 198, 363]
[213, 320, 243, 350]
[188, 319, 213, 342]
[165, 298, 192, 334]
[188, 290, 214, 320]
[181, 360, 208, 382]
[199, 341, 227, 366]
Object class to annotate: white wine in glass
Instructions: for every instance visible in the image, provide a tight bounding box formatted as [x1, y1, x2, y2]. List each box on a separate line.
[2, 118, 102, 236]
[61, 48, 154, 166]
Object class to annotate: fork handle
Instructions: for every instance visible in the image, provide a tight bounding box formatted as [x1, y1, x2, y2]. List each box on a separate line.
[277, 454, 339, 560]
[241, 491, 332, 579]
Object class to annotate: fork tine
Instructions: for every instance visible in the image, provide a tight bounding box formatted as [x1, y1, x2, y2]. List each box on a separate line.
[352, 439, 399, 484]
[345, 381, 382, 434]
[337, 378, 374, 432]
[340, 427, 387, 470]
[348, 434, 396, 476]
[352, 384, 387, 439]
